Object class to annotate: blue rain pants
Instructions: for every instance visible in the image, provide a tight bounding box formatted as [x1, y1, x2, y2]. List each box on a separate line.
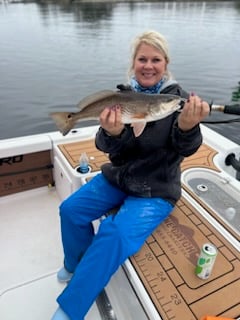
[57, 173, 173, 320]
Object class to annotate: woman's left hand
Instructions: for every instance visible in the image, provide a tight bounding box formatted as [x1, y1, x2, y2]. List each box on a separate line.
[178, 94, 210, 131]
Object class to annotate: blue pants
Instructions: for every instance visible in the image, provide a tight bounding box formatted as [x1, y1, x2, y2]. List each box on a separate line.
[57, 174, 173, 319]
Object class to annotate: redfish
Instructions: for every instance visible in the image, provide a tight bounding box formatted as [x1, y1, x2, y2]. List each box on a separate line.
[50, 90, 182, 136]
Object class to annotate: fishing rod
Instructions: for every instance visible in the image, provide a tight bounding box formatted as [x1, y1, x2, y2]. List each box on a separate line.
[203, 103, 240, 124]
[210, 103, 240, 115]
[177, 97, 240, 122]
[202, 117, 240, 124]
[116, 84, 240, 123]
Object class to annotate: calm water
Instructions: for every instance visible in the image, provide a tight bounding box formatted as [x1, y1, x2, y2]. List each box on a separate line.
[0, 1, 240, 143]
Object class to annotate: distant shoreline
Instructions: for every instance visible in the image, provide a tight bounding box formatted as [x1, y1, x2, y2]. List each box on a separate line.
[1, 0, 235, 3]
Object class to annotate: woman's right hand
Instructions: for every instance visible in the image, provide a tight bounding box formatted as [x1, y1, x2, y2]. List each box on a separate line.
[100, 105, 125, 136]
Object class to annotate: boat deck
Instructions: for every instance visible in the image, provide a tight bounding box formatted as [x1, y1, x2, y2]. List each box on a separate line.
[131, 197, 240, 319]
[1, 136, 239, 319]
[0, 186, 107, 320]
[57, 139, 240, 319]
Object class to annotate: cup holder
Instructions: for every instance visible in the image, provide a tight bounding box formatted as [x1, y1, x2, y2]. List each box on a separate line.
[76, 165, 92, 174]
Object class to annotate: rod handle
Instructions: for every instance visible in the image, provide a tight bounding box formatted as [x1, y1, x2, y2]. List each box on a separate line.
[224, 104, 240, 115]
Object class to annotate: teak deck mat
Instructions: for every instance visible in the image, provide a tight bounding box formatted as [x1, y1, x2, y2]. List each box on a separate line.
[58, 140, 240, 319]
[58, 140, 218, 172]
[0, 150, 54, 196]
[181, 143, 220, 173]
[130, 197, 240, 320]
[58, 139, 109, 172]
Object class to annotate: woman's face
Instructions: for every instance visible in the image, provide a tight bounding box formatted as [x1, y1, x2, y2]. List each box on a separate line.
[133, 43, 168, 88]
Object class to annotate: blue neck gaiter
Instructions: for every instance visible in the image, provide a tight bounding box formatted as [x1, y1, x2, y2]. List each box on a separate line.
[130, 77, 165, 94]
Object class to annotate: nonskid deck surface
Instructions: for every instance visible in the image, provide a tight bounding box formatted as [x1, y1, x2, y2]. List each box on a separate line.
[0, 187, 102, 320]
[130, 196, 240, 320]
[58, 139, 109, 172]
[58, 139, 240, 319]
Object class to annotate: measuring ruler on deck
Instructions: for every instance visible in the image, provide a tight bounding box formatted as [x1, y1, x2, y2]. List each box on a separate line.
[131, 243, 196, 320]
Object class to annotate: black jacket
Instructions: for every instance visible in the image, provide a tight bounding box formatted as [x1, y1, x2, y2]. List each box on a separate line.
[95, 83, 202, 205]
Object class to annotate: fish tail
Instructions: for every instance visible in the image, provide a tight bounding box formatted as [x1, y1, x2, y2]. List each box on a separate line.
[50, 112, 77, 136]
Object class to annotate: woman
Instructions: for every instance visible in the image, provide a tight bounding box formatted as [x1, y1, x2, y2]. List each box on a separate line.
[52, 30, 209, 320]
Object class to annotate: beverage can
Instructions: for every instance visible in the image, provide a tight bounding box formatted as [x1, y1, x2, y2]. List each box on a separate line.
[195, 243, 218, 279]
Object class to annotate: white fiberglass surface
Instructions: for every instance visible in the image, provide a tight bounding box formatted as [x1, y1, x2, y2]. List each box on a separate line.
[0, 187, 62, 293]
[182, 168, 240, 235]
[0, 187, 62, 319]
[0, 187, 101, 320]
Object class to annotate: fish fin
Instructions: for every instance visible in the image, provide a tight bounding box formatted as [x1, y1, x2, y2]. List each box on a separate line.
[50, 112, 77, 136]
[77, 90, 116, 110]
[131, 122, 147, 137]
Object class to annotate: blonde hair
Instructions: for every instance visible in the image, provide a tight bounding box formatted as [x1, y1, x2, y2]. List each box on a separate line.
[128, 30, 172, 80]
